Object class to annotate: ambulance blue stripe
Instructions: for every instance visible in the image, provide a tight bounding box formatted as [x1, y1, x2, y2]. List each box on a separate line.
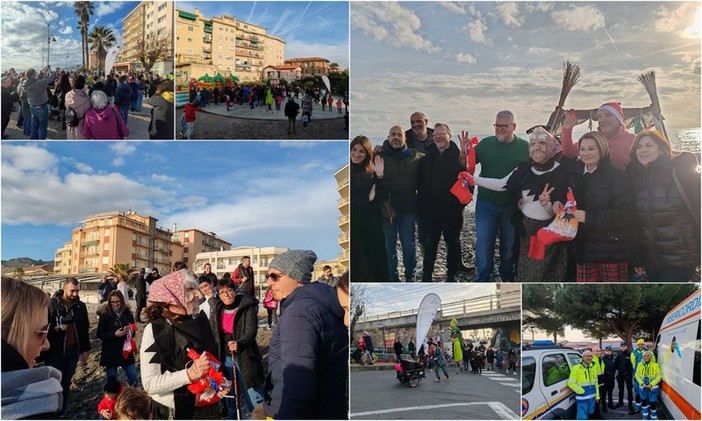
[529, 391, 574, 419]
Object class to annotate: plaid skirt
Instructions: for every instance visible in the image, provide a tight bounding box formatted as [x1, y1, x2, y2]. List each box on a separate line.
[576, 262, 628, 282]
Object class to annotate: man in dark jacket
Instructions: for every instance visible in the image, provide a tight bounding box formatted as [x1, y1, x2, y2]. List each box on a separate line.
[393, 338, 404, 362]
[418, 122, 467, 282]
[615, 341, 634, 412]
[134, 268, 147, 322]
[602, 346, 617, 411]
[114, 76, 134, 124]
[145, 80, 174, 139]
[145, 267, 160, 285]
[263, 250, 347, 420]
[233, 257, 254, 297]
[284, 97, 299, 135]
[96, 274, 116, 303]
[363, 332, 374, 364]
[45, 277, 91, 414]
[1, 77, 19, 138]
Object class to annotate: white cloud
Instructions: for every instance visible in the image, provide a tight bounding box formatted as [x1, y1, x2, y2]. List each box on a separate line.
[2, 145, 167, 225]
[285, 40, 349, 69]
[109, 142, 137, 167]
[95, 2, 126, 17]
[112, 157, 125, 167]
[527, 47, 551, 55]
[551, 5, 606, 32]
[75, 162, 94, 173]
[351, 2, 441, 53]
[456, 53, 477, 64]
[494, 2, 523, 28]
[463, 19, 492, 45]
[439, 2, 468, 15]
[152, 174, 175, 183]
[59, 26, 73, 35]
[525, 2, 554, 13]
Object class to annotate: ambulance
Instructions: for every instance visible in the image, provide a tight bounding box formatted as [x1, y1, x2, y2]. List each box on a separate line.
[521, 345, 582, 419]
[654, 290, 701, 420]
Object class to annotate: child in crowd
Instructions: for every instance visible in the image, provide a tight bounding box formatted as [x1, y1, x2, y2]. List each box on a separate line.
[97, 376, 122, 420]
[113, 387, 152, 420]
[336, 99, 342, 113]
[225, 95, 232, 112]
[183, 99, 202, 139]
[327, 95, 333, 112]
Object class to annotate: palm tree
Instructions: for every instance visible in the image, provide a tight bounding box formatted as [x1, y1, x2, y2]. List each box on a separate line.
[89, 26, 116, 74]
[329, 62, 340, 72]
[74, 1, 95, 69]
[109, 263, 137, 286]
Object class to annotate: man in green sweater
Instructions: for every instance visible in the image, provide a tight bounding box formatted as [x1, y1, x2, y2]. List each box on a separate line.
[464, 110, 528, 281]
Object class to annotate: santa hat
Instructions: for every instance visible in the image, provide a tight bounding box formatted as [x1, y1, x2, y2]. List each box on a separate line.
[599, 102, 624, 124]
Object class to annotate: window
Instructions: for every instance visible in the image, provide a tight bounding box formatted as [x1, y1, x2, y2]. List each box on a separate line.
[104, 229, 110, 236]
[157, 16, 166, 24]
[102, 256, 109, 264]
[158, 3, 167, 11]
[188, 26, 193, 32]
[522, 356, 535, 394]
[542, 353, 570, 387]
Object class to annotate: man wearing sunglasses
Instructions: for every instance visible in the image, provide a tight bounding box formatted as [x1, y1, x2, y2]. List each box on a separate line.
[263, 250, 347, 420]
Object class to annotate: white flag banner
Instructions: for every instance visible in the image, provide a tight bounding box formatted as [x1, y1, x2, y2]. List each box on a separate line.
[415, 293, 441, 350]
[321, 75, 331, 93]
[104, 47, 119, 75]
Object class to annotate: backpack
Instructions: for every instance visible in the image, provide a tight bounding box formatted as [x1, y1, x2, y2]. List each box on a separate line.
[65, 107, 80, 127]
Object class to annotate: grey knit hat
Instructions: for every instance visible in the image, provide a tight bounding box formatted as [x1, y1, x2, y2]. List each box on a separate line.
[270, 250, 317, 284]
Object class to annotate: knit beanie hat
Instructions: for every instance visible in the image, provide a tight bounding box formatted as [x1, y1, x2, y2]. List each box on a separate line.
[599, 102, 624, 124]
[269, 250, 317, 284]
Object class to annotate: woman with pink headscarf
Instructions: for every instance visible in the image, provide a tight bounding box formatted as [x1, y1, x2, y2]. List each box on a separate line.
[139, 269, 228, 419]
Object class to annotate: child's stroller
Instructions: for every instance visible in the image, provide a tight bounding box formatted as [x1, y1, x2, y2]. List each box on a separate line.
[395, 354, 425, 388]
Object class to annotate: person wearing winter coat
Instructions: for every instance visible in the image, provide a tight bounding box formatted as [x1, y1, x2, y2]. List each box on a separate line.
[262, 287, 278, 329]
[97, 291, 138, 386]
[1, 77, 19, 138]
[626, 130, 700, 281]
[263, 250, 348, 420]
[81, 90, 130, 140]
[145, 80, 174, 139]
[114, 76, 134, 124]
[63, 74, 92, 140]
[19, 67, 56, 139]
[213, 279, 265, 419]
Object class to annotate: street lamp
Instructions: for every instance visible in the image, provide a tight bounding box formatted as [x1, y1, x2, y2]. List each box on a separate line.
[65, 55, 70, 68]
[47, 25, 56, 68]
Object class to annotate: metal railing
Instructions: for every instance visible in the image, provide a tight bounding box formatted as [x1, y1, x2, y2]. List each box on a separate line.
[361, 290, 521, 322]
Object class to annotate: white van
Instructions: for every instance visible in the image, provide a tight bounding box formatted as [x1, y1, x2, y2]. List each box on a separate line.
[522, 347, 583, 419]
[654, 290, 701, 420]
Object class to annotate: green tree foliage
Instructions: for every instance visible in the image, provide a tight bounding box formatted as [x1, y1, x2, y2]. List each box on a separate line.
[326, 69, 349, 95]
[12, 267, 24, 280]
[88, 26, 116, 74]
[523, 284, 566, 343]
[109, 263, 136, 286]
[74, 2, 94, 69]
[553, 284, 697, 345]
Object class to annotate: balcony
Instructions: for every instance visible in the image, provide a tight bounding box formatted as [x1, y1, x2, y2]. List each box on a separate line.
[337, 197, 348, 207]
[337, 233, 349, 245]
[337, 215, 349, 225]
[337, 176, 349, 188]
[80, 240, 99, 247]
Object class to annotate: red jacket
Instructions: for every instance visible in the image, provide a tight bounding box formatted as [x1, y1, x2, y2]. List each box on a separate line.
[184, 103, 201, 123]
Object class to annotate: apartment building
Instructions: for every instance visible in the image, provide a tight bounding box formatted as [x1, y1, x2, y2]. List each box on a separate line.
[192, 246, 289, 297]
[262, 64, 302, 84]
[176, 8, 285, 83]
[335, 164, 349, 270]
[283, 57, 331, 78]
[53, 211, 182, 275]
[118, 1, 174, 75]
[171, 227, 232, 267]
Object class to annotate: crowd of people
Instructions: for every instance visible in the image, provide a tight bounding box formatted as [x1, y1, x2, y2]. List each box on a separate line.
[351, 103, 700, 282]
[1, 66, 174, 140]
[567, 341, 660, 420]
[1, 250, 350, 420]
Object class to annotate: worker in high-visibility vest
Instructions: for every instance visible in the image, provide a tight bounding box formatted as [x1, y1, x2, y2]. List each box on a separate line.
[635, 351, 661, 420]
[631, 339, 656, 412]
[568, 350, 600, 420]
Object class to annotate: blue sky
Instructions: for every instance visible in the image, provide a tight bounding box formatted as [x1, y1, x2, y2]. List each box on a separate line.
[1, 141, 348, 262]
[1, 1, 139, 71]
[351, 2, 701, 141]
[177, 1, 350, 69]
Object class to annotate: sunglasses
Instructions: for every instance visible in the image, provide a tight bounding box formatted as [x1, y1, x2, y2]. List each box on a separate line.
[266, 272, 286, 282]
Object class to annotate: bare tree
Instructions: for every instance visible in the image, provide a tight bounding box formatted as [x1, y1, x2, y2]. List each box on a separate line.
[137, 34, 172, 73]
[350, 283, 368, 341]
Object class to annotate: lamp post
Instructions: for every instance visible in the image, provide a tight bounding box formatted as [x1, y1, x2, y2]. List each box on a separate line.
[65, 55, 70, 68]
[47, 25, 56, 68]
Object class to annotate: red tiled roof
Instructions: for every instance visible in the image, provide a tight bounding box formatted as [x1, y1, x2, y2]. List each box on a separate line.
[284, 57, 330, 63]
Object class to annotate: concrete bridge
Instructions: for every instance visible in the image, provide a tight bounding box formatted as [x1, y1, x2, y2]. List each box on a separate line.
[355, 290, 521, 332]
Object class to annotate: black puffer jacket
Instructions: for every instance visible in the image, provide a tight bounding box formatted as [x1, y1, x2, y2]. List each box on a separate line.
[96, 302, 135, 367]
[214, 294, 264, 390]
[561, 158, 635, 263]
[627, 153, 700, 269]
[45, 297, 91, 359]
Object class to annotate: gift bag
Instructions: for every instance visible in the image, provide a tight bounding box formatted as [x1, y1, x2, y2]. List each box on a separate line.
[450, 171, 474, 205]
[528, 188, 578, 260]
[122, 324, 138, 360]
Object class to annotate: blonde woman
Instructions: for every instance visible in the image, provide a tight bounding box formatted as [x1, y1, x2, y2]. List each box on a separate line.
[1, 277, 63, 418]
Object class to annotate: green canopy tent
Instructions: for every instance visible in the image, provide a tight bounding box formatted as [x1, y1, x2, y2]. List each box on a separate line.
[197, 73, 213, 82]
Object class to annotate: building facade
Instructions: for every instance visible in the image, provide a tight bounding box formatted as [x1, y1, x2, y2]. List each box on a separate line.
[335, 164, 350, 270]
[283, 57, 331, 78]
[176, 8, 285, 83]
[262, 65, 302, 84]
[192, 246, 289, 298]
[53, 211, 182, 275]
[118, 1, 174, 75]
[171, 228, 232, 267]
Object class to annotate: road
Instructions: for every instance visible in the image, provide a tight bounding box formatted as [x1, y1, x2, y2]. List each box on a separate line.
[351, 368, 520, 419]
